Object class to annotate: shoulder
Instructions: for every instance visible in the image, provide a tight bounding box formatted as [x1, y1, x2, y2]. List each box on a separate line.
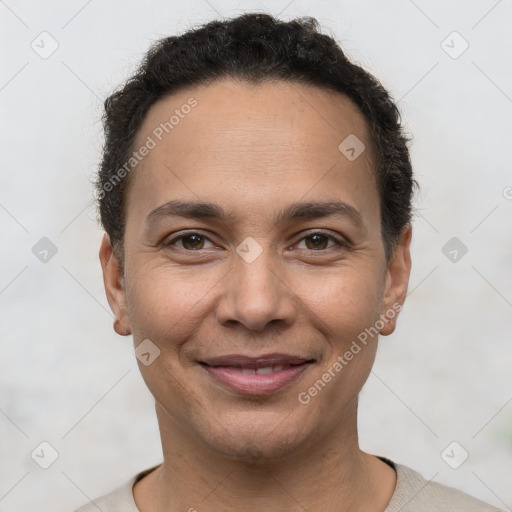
[73, 476, 138, 512]
[386, 462, 504, 512]
[73, 465, 160, 512]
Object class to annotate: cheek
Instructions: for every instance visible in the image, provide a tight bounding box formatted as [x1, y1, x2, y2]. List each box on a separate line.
[124, 263, 219, 344]
[297, 262, 383, 385]
[298, 262, 385, 343]
[295, 270, 382, 421]
[123, 264, 219, 426]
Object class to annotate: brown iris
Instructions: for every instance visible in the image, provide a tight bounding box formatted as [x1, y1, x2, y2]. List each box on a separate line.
[181, 234, 205, 250]
[305, 234, 329, 250]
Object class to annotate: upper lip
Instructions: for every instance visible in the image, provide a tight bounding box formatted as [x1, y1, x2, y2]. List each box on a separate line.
[200, 353, 315, 368]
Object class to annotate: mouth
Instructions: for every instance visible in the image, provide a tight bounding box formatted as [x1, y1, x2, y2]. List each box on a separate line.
[199, 353, 316, 395]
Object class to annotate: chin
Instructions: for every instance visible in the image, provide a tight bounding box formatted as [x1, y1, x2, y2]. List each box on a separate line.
[212, 436, 303, 465]
[199, 412, 313, 464]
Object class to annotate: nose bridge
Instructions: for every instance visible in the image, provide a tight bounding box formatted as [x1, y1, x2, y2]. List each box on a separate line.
[236, 243, 278, 297]
[215, 238, 295, 330]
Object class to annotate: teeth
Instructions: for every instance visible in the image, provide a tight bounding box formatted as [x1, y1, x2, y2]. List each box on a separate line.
[238, 365, 286, 375]
[256, 366, 273, 375]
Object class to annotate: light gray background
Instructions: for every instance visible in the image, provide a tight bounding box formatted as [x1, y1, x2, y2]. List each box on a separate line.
[1, 1, 511, 511]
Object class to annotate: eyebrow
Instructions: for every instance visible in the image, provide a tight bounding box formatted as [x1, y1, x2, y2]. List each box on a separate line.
[145, 199, 363, 228]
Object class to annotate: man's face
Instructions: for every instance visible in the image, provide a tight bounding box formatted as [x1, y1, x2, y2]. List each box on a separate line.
[101, 79, 411, 461]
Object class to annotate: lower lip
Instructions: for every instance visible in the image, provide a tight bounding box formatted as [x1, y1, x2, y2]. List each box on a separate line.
[203, 363, 312, 395]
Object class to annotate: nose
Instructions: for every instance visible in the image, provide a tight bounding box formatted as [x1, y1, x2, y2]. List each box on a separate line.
[215, 245, 296, 332]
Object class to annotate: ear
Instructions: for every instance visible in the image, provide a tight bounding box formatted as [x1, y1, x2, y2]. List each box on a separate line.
[99, 233, 131, 336]
[379, 225, 412, 336]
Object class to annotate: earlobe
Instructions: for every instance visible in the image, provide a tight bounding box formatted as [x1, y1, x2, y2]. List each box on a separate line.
[379, 225, 412, 336]
[99, 233, 132, 336]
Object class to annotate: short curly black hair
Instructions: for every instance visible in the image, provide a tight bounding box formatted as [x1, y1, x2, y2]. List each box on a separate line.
[97, 13, 415, 263]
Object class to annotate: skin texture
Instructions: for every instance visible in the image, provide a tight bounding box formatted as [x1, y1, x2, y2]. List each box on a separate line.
[100, 79, 412, 512]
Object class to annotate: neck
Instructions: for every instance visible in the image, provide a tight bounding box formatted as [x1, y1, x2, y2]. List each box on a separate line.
[133, 402, 395, 512]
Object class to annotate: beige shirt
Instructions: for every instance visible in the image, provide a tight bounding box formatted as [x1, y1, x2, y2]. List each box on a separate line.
[75, 460, 503, 512]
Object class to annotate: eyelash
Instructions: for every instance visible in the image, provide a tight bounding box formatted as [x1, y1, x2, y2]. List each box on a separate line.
[165, 230, 350, 252]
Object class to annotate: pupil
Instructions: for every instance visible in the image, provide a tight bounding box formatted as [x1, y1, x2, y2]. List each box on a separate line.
[184, 235, 203, 250]
[307, 234, 327, 250]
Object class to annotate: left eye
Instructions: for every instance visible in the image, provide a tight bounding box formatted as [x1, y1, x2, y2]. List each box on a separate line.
[170, 233, 215, 250]
[296, 233, 340, 251]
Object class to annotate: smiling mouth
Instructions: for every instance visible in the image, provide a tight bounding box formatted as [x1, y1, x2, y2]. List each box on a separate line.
[199, 353, 315, 395]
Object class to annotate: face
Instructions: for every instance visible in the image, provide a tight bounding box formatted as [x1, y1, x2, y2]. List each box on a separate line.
[100, 79, 411, 462]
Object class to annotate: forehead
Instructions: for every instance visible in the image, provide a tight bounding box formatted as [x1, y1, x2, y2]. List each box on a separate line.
[127, 79, 379, 227]
[134, 78, 373, 164]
